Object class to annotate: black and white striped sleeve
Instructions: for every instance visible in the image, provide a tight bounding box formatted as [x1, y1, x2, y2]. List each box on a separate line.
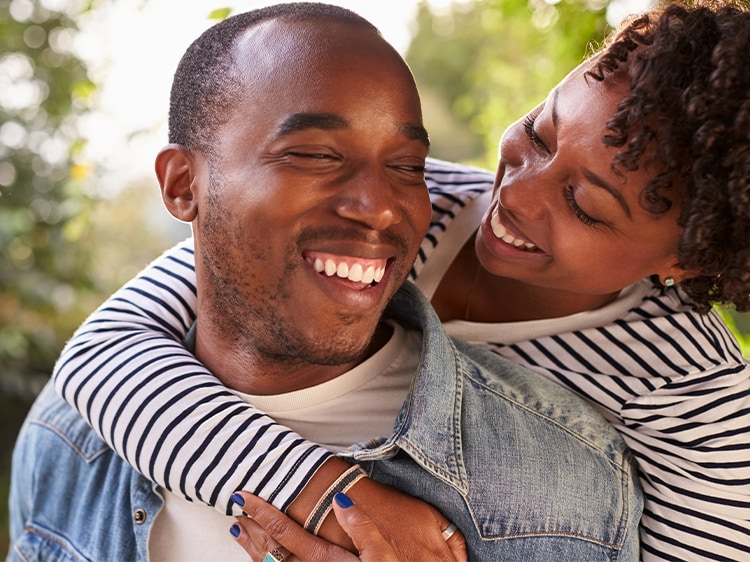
[52, 238, 333, 516]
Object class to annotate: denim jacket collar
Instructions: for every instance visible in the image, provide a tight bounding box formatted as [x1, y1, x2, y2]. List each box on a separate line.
[369, 281, 470, 493]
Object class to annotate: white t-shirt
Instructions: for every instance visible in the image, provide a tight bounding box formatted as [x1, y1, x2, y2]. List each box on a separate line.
[148, 322, 421, 561]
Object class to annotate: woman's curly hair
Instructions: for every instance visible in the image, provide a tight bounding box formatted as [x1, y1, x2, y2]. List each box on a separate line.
[587, 0, 750, 313]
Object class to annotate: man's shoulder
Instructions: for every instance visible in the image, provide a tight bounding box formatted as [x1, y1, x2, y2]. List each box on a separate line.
[20, 382, 111, 462]
[9, 382, 154, 562]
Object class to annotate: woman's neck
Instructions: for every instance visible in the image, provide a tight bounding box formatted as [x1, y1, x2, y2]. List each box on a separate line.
[431, 240, 619, 323]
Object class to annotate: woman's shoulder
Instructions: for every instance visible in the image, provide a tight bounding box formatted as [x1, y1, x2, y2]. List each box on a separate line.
[425, 158, 494, 198]
[618, 283, 748, 370]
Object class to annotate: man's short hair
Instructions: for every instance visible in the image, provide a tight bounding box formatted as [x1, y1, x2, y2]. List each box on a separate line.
[168, 2, 378, 156]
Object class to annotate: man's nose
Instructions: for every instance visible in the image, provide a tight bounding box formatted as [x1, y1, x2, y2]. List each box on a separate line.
[333, 169, 402, 230]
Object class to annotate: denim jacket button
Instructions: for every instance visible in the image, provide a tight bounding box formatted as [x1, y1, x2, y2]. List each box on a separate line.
[133, 509, 147, 524]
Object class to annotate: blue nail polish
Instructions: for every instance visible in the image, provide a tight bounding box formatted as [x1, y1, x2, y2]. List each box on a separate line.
[231, 493, 245, 507]
[230, 524, 241, 538]
[334, 492, 354, 509]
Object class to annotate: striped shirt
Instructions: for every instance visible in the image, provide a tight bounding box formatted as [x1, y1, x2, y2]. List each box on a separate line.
[53, 158, 750, 561]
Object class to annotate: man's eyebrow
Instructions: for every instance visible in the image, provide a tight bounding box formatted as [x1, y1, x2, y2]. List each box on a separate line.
[276, 113, 349, 136]
[276, 112, 430, 149]
[400, 123, 430, 149]
[583, 169, 632, 218]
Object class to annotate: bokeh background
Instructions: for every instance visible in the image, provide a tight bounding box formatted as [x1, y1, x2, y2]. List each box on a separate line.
[2, 0, 749, 554]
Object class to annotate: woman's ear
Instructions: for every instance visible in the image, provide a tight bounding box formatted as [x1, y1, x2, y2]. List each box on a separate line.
[155, 144, 200, 223]
[660, 261, 701, 286]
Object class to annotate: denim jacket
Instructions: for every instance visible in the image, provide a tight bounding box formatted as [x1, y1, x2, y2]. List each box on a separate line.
[345, 282, 643, 560]
[8, 281, 641, 561]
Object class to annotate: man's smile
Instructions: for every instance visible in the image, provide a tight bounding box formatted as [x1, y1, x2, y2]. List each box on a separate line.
[306, 251, 387, 286]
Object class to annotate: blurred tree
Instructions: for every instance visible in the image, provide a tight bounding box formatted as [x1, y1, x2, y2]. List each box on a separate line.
[0, 0, 101, 398]
[407, 0, 610, 169]
[0, 1, 189, 552]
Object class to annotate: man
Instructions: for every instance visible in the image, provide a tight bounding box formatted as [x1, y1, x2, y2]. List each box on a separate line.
[8, 4, 642, 561]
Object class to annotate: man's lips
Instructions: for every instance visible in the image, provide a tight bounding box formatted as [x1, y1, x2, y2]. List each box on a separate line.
[304, 251, 387, 285]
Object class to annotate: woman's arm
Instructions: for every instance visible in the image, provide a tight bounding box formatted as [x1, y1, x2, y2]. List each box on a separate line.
[52, 238, 466, 558]
[53, 239, 333, 515]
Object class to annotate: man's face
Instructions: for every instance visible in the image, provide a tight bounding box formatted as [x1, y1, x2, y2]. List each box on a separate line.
[191, 20, 430, 391]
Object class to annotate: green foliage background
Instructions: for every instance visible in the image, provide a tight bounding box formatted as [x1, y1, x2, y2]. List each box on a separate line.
[0, 0, 187, 553]
[408, 0, 610, 168]
[1, 0, 748, 555]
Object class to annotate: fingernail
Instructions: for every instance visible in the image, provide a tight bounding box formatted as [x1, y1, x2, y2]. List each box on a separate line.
[334, 492, 354, 509]
[229, 524, 241, 538]
[231, 493, 245, 507]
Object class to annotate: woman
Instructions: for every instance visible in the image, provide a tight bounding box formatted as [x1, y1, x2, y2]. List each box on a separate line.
[53, 1, 750, 560]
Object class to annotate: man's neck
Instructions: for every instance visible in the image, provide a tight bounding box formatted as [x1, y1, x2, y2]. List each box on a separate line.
[191, 321, 393, 395]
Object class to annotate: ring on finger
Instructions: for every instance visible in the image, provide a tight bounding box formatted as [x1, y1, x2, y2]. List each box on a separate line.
[441, 522, 458, 541]
[263, 545, 291, 562]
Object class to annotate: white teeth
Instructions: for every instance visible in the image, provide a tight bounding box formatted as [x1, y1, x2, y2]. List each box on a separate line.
[362, 266, 375, 284]
[491, 206, 537, 251]
[349, 263, 363, 282]
[313, 257, 386, 284]
[490, 209, 505, 236]
[325, 259, 337, 276]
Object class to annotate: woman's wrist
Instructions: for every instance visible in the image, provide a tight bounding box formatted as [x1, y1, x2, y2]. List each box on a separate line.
[286, 457, 363, 550]
[303, 463, 367, 534]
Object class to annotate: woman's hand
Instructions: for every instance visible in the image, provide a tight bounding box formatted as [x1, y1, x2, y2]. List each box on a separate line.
[231, 491, 399, 561]
[282, 458, 466, 561]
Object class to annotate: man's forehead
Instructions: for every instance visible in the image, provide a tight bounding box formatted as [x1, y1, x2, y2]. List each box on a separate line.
[233, 17, 378, 63]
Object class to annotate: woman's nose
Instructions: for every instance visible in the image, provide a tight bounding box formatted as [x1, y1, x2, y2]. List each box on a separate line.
[497, 121, 552, 222]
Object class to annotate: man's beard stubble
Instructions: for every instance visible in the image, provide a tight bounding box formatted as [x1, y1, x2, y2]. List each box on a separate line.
[200, 197, 378, 373]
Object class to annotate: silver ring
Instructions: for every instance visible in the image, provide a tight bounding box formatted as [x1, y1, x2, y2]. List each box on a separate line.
[441, 522, 458, 541]
[263, 545, 291, 562]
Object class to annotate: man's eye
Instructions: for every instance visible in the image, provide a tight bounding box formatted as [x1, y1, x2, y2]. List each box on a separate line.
[393, 164, 425, 173]
[387, 161, 427, 185]
[286, 152, 334, 159]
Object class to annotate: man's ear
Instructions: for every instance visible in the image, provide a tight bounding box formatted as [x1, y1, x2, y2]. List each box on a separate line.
[155, 144, 200, 222]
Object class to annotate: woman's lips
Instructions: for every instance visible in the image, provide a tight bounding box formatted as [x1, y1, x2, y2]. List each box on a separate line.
[490, 205, 539, 251]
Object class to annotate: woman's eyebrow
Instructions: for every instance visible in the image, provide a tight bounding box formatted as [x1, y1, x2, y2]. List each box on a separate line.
[583, 169, 632, 218]
[553, 87, 631, 218]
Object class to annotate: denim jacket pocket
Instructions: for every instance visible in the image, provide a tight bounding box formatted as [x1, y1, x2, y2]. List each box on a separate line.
[10, 525, 91, 562]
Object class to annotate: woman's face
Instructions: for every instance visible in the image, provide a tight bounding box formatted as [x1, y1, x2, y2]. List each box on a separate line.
[475, 61, 686, 300]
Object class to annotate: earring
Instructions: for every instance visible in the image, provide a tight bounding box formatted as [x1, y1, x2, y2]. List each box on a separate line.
[664, 276, 675, 287]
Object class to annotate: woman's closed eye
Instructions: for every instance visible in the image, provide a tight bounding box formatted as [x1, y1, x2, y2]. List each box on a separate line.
[523, 111, 549, 154]
[564, 186, 603, 228]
